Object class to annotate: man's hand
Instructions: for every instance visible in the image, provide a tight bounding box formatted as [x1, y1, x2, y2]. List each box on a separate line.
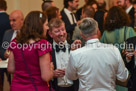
[76, 20, 81, 25]
[71, 40, 82, 50]
[124, 50, 134, 61]
[4, 50, 10, 59]
[53, 69, 65, 78]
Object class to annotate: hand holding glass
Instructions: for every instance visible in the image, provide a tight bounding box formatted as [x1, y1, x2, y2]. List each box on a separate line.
[126, 48, 134, 56]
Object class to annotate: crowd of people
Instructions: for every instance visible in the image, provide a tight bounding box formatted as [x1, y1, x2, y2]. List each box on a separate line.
[0, 0, 136, 91]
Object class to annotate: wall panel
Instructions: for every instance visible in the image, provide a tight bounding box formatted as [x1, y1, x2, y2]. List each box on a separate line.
[6, 0, 84, 17]
[6, 0, 116, 17]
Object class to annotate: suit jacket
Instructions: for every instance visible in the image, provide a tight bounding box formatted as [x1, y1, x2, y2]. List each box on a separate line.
[76, 7, 82, 21]
[128, 7, 135, 28]
[125, 36, 136, 73]
[61, 9, 77, 42]
[94, 10, 105, 34]
[125, 36, 136, 90]
[51, 46, 79, 91]
[0, 12, 11, 48]
[0, 29, 14, 60]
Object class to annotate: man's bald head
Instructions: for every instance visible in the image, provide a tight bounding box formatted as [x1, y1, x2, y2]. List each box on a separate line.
[10, 10, 24, 20]
[9, 10, 24, 30]
[41, 1, 55, 11]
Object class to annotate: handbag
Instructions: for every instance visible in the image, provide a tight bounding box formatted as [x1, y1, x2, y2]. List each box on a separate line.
[21, 49, 38, 91]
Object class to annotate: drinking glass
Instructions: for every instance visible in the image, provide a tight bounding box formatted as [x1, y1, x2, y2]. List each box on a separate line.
[126, 48, 134, 56]
[6, 49, 10, 56]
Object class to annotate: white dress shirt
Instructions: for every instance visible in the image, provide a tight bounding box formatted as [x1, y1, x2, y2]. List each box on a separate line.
[0, 11, 5, 13]
[53, 40, 73, 87]
[126, 5, 133, 14]
[11, 30, 19, 41]
[64, 8, 77, 24]
[66, 39, 129, 91]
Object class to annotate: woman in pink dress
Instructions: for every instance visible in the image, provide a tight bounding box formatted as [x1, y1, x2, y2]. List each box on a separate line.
[7, 11, 54, 91]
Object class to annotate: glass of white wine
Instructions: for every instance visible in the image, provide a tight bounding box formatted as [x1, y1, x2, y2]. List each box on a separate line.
[126, 47, 134, 56]
[6, 49, 10, 55]
[5, 49, 10, 60]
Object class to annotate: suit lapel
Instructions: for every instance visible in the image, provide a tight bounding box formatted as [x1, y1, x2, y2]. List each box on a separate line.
[61, 9, 71, 25]
[9, 30, 14, 41]
[4, 29, 14, 43]
[52, 48, 57, 70]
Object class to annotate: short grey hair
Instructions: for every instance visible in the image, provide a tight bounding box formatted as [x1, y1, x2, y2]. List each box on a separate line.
[79, 18, 98, 37]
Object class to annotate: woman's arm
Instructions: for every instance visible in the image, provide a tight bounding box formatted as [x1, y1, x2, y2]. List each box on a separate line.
[8, 51, 15, 74]
[39, 53, 54, 82]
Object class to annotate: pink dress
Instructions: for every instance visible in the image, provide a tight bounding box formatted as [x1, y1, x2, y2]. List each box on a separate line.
[8, 39, 52, 91]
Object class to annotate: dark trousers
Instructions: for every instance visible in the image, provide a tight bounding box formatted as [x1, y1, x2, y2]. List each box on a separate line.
[0, 73, 3, 91]
[56, 85, 75, 91]
[0, 68, 11, 90]
[56, 80, 79, 91]
[128, 88, 135, 91]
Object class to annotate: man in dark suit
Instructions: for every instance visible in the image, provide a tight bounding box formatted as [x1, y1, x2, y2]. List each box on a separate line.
[128, 6, 135, 28]
[48, 18, 79, 91]
[76, 0, 96, 21]
[117, 0, 134, 27]
[126, 0, 134, 28]
[73, 5, 95, 46]
[76, 0, 89, 21]
[61, 0, 79, 43]
[124, 36, 136, 91]
[0, 10, 24, 90]
[0, 0, 11, 51]
[1, 10, 24, 60]
[0, 0, 11, 90]
[94, 0, 107, 35]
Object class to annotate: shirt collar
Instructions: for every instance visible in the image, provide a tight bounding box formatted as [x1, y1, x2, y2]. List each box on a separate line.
[14, 30, 19, 31]
[126, 5, 133, 13]
[14, 30, 20, 33]
[64, 8, 72, 14]
[86, 38, 99, 45]
[0, 11, 6, 13]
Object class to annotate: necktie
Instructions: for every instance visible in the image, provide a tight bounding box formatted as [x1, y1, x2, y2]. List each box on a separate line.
[70, 13, 75, 24]
[55, 45, 66, 52]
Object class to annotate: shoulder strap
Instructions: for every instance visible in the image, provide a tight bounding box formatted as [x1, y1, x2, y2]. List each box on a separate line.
[21, 49, 38, 91]
[124, 26, 127, 41]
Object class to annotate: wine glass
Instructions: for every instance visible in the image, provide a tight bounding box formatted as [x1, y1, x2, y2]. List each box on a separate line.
[6, 49, 10, 55]
[5, 49, 10, 60]
[126, 47, 134, 56]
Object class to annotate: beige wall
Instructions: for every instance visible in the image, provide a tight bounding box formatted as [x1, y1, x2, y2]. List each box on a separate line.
[6, 0, 116, 17]
[6, 0, 85, 17]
